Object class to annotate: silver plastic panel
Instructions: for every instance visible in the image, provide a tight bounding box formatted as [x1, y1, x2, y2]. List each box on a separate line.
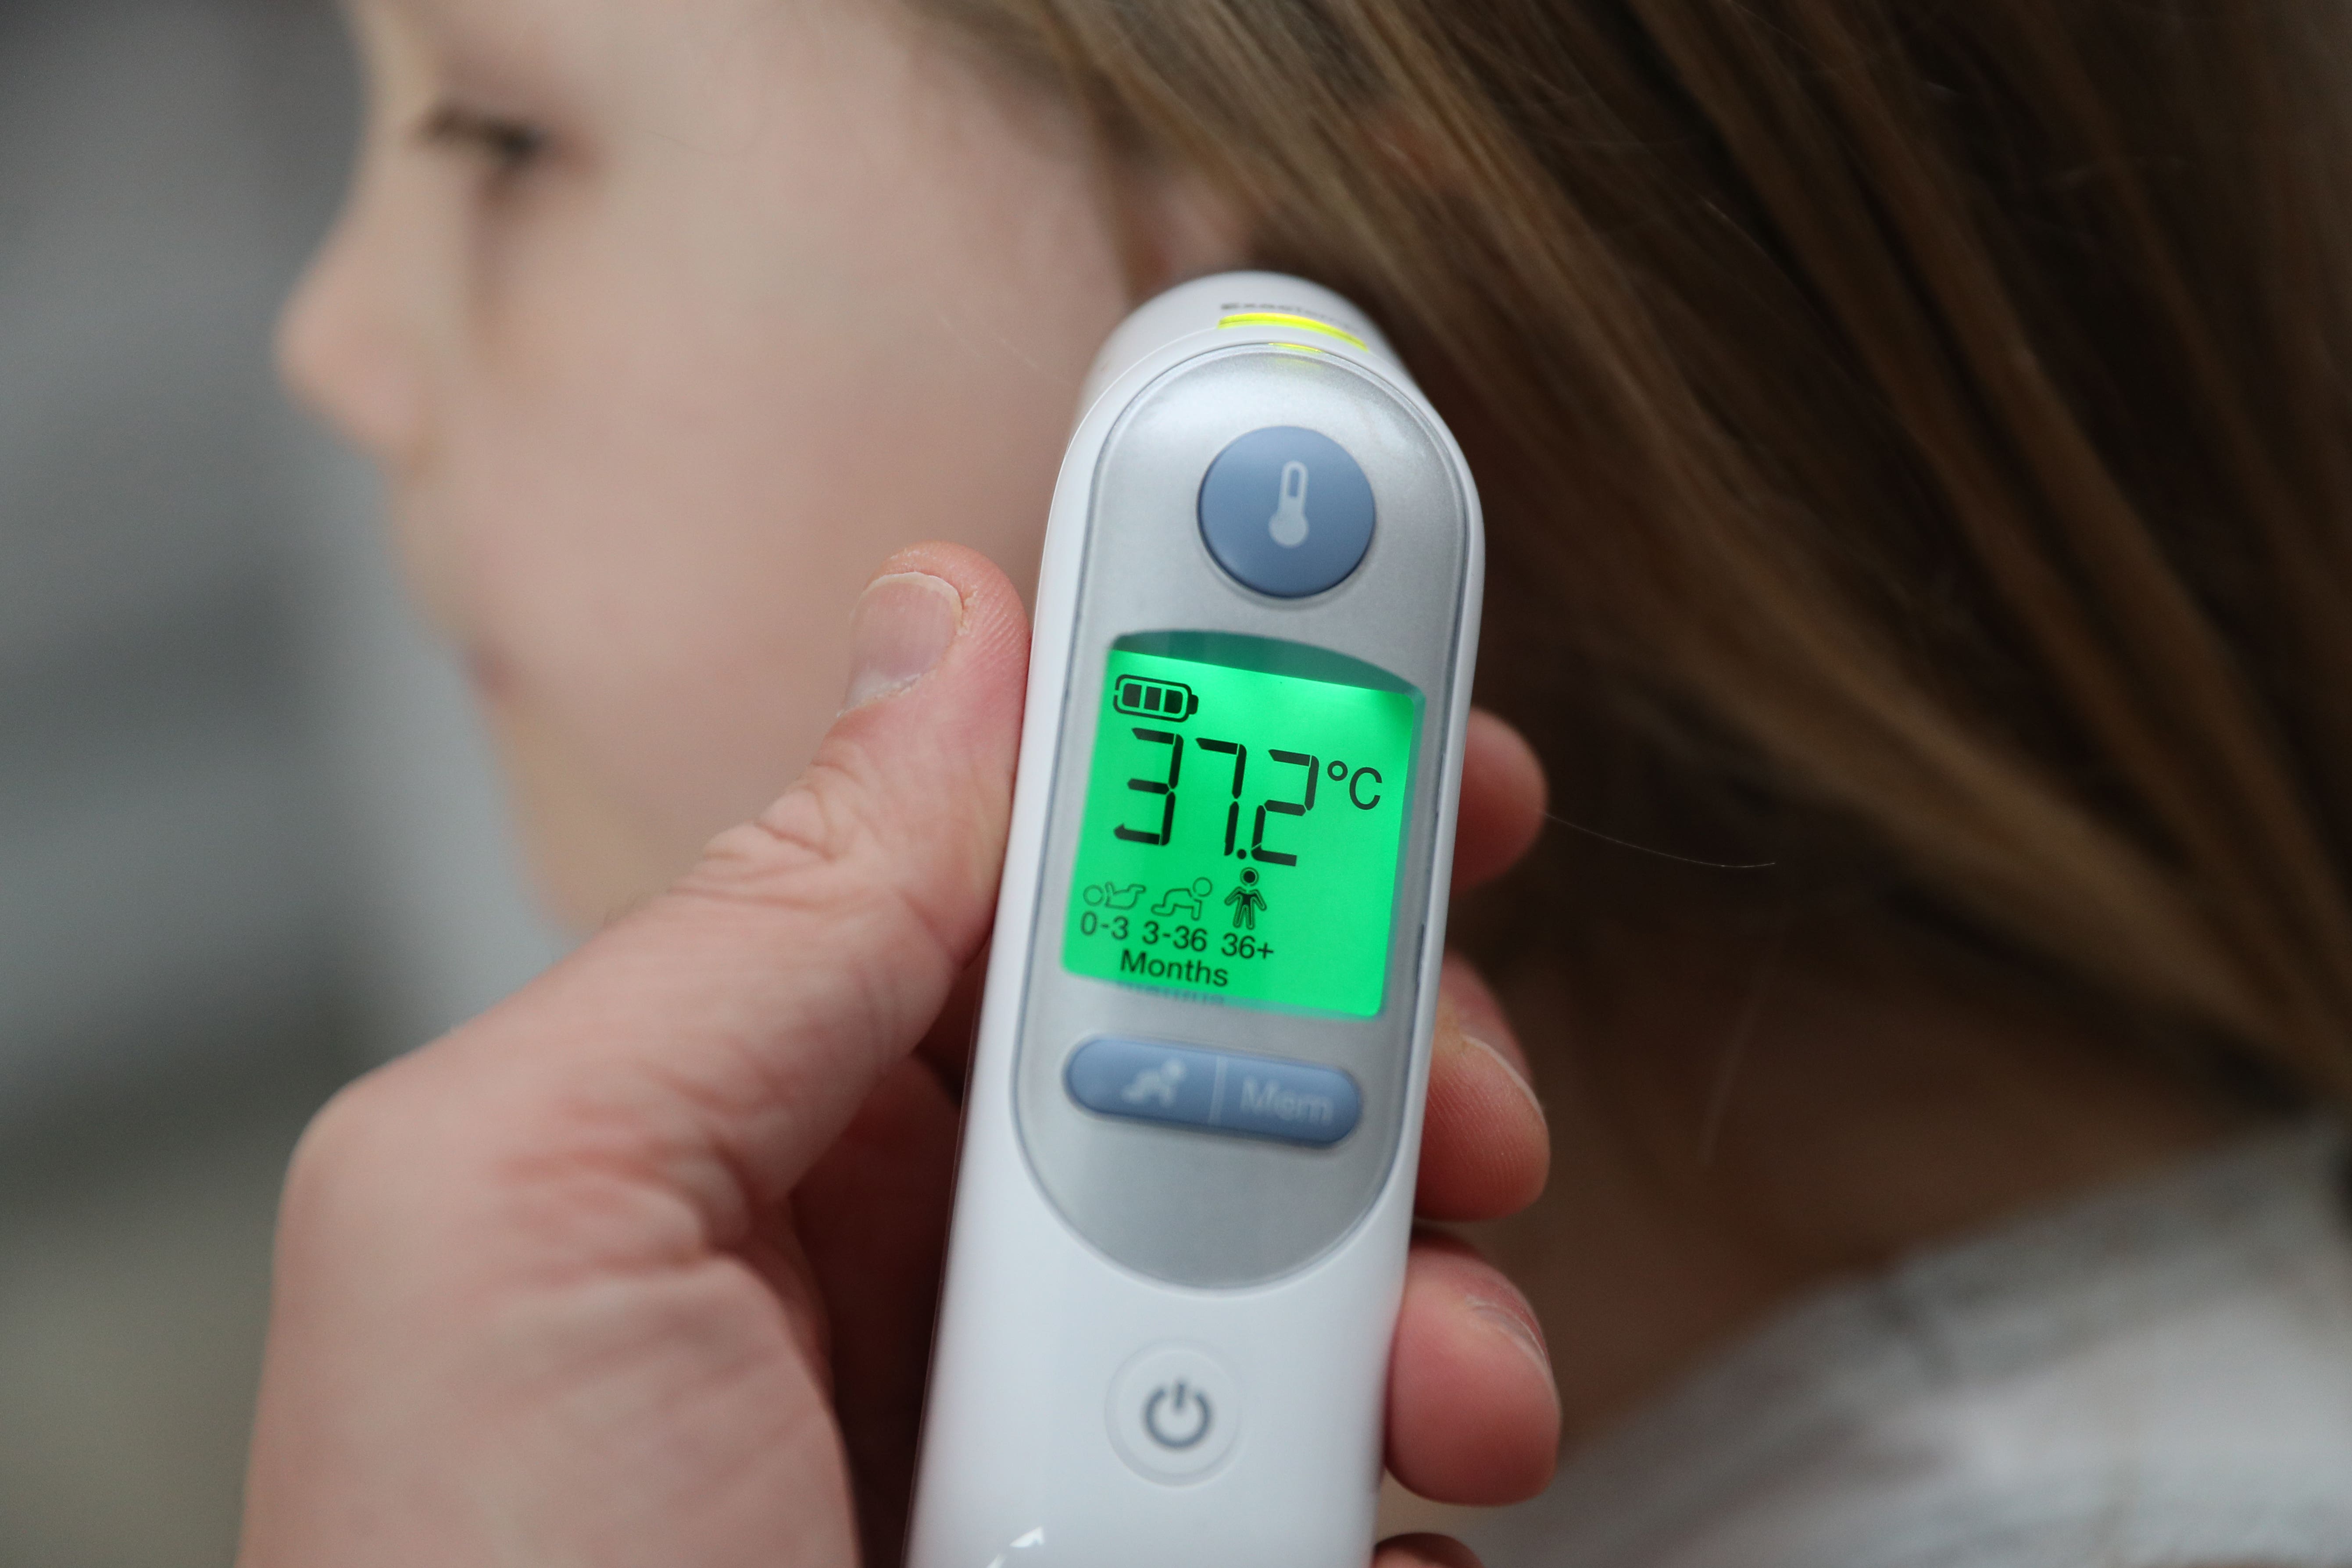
[1013, 347, 1474, 1288]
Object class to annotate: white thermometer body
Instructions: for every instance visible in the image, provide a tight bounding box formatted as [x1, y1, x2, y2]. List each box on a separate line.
[906, 273, 1483, 1568]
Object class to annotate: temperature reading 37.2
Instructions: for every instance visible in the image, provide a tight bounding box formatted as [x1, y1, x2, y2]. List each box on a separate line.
[1064, 636, 1422, 1017]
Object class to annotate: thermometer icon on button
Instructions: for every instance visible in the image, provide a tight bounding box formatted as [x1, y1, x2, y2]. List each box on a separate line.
[1269, 461, 1312, 547]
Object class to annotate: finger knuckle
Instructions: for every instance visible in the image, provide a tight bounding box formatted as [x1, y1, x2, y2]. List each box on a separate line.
[280, 1060, 425, 1233]
[691, 751, 886, 909]
[676, 747, 962, 1034]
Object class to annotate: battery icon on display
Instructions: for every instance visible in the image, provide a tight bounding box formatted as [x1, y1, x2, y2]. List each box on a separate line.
[1114, 677, 1198, 721]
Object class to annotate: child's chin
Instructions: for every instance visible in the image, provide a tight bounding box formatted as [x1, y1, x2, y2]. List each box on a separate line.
[488, 704, 680, 932]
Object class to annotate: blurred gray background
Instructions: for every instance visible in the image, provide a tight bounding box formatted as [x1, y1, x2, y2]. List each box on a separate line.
[0, 1, 567, 1561]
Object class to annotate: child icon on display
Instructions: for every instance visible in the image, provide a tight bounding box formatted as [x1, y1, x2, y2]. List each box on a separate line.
[1224, 868, 1269, 931]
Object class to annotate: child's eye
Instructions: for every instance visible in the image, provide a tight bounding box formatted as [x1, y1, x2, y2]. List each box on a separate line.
[418, 102, 550, 177]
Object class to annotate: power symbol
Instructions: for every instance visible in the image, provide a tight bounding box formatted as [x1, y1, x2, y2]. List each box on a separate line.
[1142, 1379, 1214, 1450]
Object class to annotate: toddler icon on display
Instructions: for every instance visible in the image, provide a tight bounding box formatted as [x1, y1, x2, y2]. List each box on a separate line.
[1153, 878, 1214, 920]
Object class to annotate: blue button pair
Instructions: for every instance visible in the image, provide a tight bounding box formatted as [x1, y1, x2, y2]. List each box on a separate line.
[1065, 1037, 1362, 1148]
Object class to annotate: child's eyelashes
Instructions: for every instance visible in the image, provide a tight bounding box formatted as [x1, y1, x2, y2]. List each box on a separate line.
[418, 101, 551, 179]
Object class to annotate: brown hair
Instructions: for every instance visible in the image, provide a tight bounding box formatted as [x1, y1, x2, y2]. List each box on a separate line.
[942, 0, 2352, 1100]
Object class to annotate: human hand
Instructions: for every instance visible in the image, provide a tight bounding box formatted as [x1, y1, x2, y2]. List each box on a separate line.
[238, 546, 1556, 1568]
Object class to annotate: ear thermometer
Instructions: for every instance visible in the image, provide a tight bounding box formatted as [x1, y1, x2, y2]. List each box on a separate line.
[906, 272, 1483, 1568]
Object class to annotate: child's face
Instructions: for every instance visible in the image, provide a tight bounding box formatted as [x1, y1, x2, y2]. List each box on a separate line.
[282, 0, 1169, 923]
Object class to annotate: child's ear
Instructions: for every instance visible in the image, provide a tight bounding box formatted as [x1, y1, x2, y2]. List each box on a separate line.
[1112, 159, 1255, 300]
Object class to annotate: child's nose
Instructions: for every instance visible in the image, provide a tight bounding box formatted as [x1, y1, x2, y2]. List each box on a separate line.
[276, 212, 425, 473]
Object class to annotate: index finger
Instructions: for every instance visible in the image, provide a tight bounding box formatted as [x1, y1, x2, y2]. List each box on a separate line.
[1452, 709, 1547, 892]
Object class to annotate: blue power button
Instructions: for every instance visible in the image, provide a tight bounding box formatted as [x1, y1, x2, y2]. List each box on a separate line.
[1198, 426, 1376, 598]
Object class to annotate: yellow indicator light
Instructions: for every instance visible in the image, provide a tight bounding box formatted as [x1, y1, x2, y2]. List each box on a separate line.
[1217, 311, 1368, 350]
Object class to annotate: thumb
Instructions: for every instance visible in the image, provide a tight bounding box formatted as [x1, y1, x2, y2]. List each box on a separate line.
[413, 542, 1029, 1245]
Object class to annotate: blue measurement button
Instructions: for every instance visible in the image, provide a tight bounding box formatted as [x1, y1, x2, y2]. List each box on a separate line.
[1198, 426, 1376, 598]
[1065, 1037, 1362, 1148]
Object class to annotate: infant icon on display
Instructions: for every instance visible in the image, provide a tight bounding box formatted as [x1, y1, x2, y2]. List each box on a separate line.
[907, 273, 1482, 1568]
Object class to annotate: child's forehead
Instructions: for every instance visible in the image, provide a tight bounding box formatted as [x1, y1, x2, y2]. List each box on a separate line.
[362, 0, 858, 104]
[359, 0, 622, 60]
[351, 0, 696, 117]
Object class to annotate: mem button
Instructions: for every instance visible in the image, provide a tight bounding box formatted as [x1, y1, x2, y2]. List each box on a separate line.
[1064, 1038, 1362, 1149]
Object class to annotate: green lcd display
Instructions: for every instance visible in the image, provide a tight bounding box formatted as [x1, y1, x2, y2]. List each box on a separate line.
[1062, 632, 1422, 1017]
